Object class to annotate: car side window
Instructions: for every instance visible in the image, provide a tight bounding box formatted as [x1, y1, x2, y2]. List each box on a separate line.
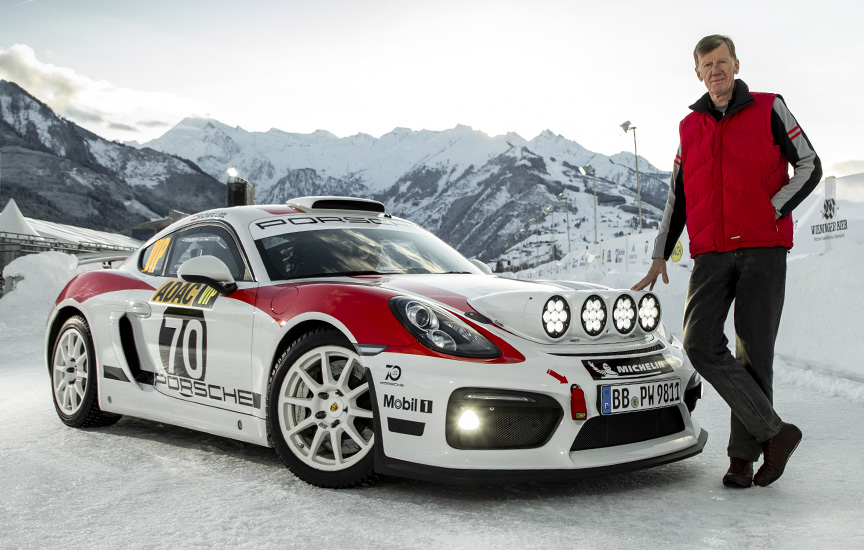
[139, 236, 172, 276]
[162, 225, 247, 280]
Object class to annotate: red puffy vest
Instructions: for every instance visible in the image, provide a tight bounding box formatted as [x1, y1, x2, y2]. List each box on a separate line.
[680, 92, 793, 257]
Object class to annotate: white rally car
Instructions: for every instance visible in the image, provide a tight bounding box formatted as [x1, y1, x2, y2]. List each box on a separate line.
[46, 196, 706, 487]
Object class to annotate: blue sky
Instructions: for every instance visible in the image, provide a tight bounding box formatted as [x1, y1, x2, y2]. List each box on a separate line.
[0, 0, 861, 176]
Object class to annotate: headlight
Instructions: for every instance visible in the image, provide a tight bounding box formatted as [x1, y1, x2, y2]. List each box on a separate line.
[542, 296, 570, 338]
[637, 293, 661, 332]
[390, 297, 501, 358]
[612, 294, 637, 334]
[580, 295, 606, 336]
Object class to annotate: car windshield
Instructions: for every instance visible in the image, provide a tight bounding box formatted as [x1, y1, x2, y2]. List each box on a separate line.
[254, 227, 481, 280]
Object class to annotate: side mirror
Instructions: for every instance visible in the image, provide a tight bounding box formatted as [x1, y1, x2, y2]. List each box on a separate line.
[470, 258, 493, 275]
[177, 255, 238, 295]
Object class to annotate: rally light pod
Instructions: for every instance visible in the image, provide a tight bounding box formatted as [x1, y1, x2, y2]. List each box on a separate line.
[637, 293, 661, 332]
[579, 294, 607, 338]
[612, 294, 637, 335]
[542, 296, 570, 339]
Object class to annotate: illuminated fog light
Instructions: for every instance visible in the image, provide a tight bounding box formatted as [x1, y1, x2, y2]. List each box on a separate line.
[613, 295, 637, 334]
[638, 293, 662, 332]
[580, 295, 606, 336]
[458, 410, 480, 430]
[542, 296, 570, 338]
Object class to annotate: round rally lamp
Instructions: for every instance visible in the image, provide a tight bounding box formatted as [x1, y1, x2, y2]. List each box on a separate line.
[580, 295, 606, 336]
[638, 293, 661, 332]
[612, 294, 637, 334]
[542, 296, 570, 338]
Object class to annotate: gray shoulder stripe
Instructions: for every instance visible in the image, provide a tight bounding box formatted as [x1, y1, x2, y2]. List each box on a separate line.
[771, 97, 821, 214]
[653, 144, 684, 259]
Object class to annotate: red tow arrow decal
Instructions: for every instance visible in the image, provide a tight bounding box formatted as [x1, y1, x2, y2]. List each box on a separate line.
[546, 369, 568, 384]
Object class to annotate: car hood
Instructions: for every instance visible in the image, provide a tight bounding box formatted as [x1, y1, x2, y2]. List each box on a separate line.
[368, 274, 632, 345]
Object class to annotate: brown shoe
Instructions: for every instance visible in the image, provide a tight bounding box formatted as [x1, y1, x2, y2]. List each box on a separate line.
[754, 423, 802, 487]
[723, 457, 754, 488]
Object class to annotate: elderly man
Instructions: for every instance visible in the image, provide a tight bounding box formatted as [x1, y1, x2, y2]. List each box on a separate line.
[633, 34, 821, 488]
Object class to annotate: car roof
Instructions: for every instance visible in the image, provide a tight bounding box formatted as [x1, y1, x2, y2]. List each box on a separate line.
[148, 196, 410, 245]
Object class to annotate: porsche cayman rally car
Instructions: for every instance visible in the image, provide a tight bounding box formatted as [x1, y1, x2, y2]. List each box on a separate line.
[46, 196, 706, 487]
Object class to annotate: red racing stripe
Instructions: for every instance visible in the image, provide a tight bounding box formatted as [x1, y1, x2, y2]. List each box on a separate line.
[56, 271, 155, 305]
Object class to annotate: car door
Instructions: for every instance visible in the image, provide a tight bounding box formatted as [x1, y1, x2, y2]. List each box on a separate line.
[130, 222, 261, 416]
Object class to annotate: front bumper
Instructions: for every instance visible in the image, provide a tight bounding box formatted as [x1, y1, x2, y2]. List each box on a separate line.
[362, 339, 706, 483]
[374, 428, 708, 484]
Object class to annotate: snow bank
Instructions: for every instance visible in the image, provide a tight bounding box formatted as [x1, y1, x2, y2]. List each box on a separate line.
[0, 252, 95, 338]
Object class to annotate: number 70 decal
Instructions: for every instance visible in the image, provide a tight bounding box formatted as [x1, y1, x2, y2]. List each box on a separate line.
[158, 308, 207, 381]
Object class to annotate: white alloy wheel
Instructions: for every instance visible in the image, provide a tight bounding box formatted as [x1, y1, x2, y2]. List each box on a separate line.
[48, 315, 121, 428]
[53, 324, 91, 415]
[277, 344, 374, 472]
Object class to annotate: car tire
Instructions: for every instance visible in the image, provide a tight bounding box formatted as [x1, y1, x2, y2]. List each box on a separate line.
[50, 315, 122, 428]
[267, 328, 377, 488]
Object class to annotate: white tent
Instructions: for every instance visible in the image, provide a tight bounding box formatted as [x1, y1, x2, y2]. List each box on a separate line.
[0, 199, 40, 238]
[0, 199, 141, 250]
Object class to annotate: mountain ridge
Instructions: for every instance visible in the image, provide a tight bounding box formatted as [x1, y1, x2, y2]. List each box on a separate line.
[1, 79, 670, 263]
[0, 80, 225, 234]
[144, 116, 671, 260]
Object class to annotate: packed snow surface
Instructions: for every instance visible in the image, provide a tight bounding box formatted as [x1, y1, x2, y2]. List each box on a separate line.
[2, 251, 863, 549]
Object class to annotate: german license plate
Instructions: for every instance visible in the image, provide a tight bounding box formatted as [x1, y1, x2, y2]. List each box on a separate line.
[600, 378, 681, 415]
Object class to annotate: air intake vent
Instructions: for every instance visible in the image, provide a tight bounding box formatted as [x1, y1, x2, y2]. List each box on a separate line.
[570, 407, 685, 451]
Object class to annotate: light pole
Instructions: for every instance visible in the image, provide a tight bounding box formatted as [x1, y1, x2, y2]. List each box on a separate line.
[556, 192, 572, 256]
[529, 217, 541, 268]
[579, 164, 598, 244]
[620, 121, 642, 232]
[517, 230, 526, 270]
[542, 206, 554, 262]
[504, 241, 512, 272]
[226, 167, 254, 207]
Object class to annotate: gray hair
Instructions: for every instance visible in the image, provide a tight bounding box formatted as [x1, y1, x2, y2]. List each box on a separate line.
[693, 35, 737, 67]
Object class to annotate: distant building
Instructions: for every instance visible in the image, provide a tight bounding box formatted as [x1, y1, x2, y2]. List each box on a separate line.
[122, 209, 188, 241]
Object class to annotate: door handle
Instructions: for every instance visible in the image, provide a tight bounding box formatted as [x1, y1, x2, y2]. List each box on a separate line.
[128, 300, 152, 318]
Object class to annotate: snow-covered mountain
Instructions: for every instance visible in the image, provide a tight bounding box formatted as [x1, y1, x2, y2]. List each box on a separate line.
[0, 80, 224, 233]
[0, 77, 672, 259]
[144, 118, 672, 260]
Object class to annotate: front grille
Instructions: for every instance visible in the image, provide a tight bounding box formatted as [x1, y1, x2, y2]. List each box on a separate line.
[446, 388, 562, 450]
[552, 342, 665, 358]
[570, 407, 685, 451]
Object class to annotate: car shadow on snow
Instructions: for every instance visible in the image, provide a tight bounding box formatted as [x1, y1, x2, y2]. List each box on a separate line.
[365, 460, 706, 502]
[85, 416, 705, 499]
[91, 416, 282, 468]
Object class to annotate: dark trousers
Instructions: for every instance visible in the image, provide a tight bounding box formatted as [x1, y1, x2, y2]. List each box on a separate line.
[683, 247, 786, 462]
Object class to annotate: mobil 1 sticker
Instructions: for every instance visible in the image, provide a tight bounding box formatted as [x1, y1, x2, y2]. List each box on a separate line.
[582, 353, 679, 380]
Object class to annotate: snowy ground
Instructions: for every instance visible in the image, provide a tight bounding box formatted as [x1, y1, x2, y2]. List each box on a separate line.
[2, 252, 863, 549]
